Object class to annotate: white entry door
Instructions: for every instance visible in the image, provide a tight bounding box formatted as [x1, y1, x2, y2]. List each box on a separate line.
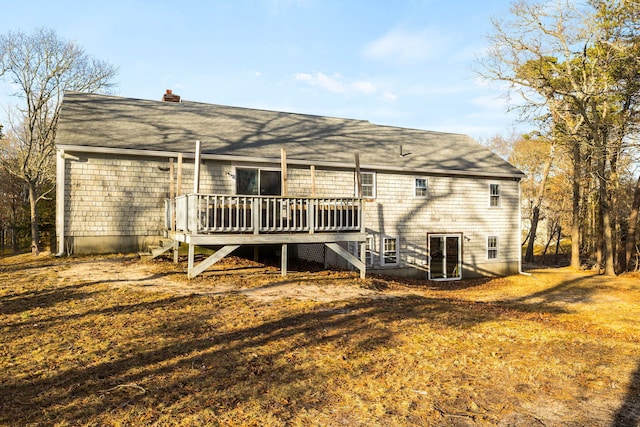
[428, 234, 462, 280]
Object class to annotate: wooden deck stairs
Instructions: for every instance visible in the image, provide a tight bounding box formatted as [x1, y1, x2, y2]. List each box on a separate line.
[138, 238, 176, 261]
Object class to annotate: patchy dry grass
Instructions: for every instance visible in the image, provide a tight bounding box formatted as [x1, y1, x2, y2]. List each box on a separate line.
[1, 253, 639, 426]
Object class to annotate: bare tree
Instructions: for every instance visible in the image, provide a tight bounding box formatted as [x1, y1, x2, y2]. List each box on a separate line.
[477, 0, 640, 275]
[0, 28, 117, 254]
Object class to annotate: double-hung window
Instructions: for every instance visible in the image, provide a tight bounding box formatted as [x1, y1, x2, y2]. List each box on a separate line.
[236, 168, 281, 196]
[415, 178, 428, 197]
[365, 235, 374, 267]
[489, 183, 500, 207]
[349, 235, 375, 267]
[381, 236, 399, 266]
[360, 172, 376, 198]
[487, 236, 499, 260]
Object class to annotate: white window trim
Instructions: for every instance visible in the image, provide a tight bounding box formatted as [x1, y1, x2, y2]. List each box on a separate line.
[358, 171, 376, 199]
[414, 177, 428, 198]
[348, 235, 375, 267]
[489, 183, 501, 208]
[381, 235, 399, 266]
[487, 235, 499, 260]
[427, 233, 463, 281]
[365, 235, 375, 267]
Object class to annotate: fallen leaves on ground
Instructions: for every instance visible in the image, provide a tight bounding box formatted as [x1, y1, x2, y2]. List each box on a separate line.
[1, 253, 639, 426]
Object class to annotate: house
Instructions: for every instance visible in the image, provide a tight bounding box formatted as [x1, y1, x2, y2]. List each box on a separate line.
[55, 90, 525, 280]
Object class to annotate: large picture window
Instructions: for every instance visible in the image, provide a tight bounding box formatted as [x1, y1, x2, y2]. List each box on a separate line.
[236, 168, 281, 196]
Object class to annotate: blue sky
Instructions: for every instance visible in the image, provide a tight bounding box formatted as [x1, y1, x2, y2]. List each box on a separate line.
[1, 0, 525, 141]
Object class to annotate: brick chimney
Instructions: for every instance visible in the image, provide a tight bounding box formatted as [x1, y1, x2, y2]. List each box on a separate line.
[162, 89, 181, 102]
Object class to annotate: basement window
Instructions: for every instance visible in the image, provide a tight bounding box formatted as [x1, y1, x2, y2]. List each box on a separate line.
[348, 235, 375, 267]
[381, 236, 399, 266]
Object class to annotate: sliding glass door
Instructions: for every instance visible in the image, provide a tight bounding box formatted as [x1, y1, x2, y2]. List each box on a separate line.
[428, 234, 462, 280]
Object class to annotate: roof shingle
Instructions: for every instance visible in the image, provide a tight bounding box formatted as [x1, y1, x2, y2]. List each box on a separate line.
[55, 91, 524, 178]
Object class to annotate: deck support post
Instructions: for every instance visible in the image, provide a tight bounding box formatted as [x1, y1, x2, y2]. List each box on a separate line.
[360, 241, 367, 277]
[325, 242, 366, 279]
[281, 147, 287, 197]
[193, 140, 201, 194]
[355, 153, 361, 197]
[188, 244, 195, 274]
[173, 240, 179, 264]
[177, 153, 183, 195]
[281, 243, 288, 277]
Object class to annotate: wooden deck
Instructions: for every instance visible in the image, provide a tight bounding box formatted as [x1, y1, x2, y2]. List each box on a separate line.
[163, 194, 367, 278]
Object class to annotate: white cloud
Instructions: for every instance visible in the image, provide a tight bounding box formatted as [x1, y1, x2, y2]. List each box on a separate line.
[380, 91, 398, 102]
[294, 72, 394, 100]
[294, 72, 346, 93]
[362, 27, 448, 65]
[351, 80, 376, 95]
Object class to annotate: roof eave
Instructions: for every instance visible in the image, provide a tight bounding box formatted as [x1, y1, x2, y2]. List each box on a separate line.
[56, 144, 525, 180]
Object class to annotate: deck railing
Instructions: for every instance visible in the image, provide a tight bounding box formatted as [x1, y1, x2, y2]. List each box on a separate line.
[168, 194, 363, 235]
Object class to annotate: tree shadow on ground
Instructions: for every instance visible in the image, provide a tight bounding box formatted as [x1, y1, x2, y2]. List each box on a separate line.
[0, 284, 580, 425]
[612, 361, 640, 427]
[0, 271, 175, 317]
[0, 282, 99, 315]
[1, 257, 619, 425]
[507, 274, 601, 305]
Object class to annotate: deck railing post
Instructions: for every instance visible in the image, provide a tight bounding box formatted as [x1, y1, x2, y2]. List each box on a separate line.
[188, 194, 199, 235]
[308, 198, 315, 234]
[172, 198, 176, 232]
[359, 198, 365, 233]
[252, 197, 260, 234]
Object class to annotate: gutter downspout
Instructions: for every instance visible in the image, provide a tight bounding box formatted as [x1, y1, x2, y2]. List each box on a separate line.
[55, 149, 66, 256]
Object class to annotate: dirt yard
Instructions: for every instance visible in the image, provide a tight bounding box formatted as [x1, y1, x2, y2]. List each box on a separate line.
[1, 252, 639, 426]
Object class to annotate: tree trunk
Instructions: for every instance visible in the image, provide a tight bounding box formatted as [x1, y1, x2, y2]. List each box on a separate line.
[571, 142, 581, 269]
[596, 211, 603, 272]
[11, 224, 18, 253]
[522, 229, 531, 247]
[597, 155, 616, 276]
[525, 206, 540, 263]
[623, 174, 640, 271]
[27, 181, 40, 255]
[525, 143, 554, 264]
[542, 221, 559, 264]
[602, 206, 616, 275]
[554, 225, 562, 265]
